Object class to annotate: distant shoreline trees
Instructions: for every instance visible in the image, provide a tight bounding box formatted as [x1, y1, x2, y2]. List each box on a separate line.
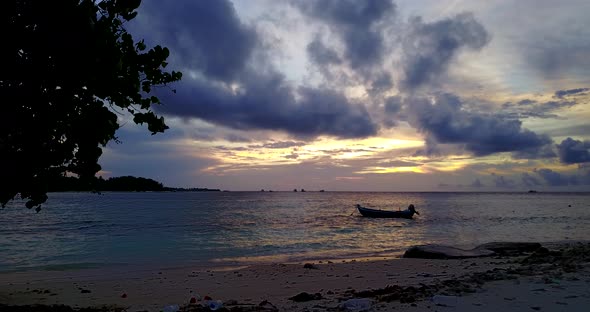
[48, 175, 164, 192]
[47, 175, 220, 193]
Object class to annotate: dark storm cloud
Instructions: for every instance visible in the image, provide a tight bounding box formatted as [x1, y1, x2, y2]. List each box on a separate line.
[556, 137, 590, 164]
[132, 0, 256, 82]
[405, 93, 553, 157]
[306, 35, 342, 65]
[368, 72, 394, 96]
[554, 88, 590, 99]
[156, 73, 377, 139]
[381, 96, 403, 128]
[401, 13, 490, 90]
[295, 0, 395, 70]
[384, 96, 402, 114]
[130, 0, 378, 140]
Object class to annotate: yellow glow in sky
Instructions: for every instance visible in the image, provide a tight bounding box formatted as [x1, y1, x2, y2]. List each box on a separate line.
[356, 166, 425, 174]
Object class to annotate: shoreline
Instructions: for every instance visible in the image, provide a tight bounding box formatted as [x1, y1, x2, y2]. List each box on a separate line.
[3, 239, 587, 274]
[1, 242, 589, 311]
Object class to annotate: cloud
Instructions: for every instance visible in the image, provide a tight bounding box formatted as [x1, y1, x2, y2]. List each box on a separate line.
[157, 74, 378, 139]
[214, 146, 250, 152]
[295, 0, 396, 71]
[381, 96, 403, 127]
[512, 144, 556, 160]
[470, 178, 484, 187]
[546, 124, 590, 137]
[401, 12, 490, 90]
[306, 35, 342, 65]
[521, 168, 590, 187]
[130, 0, 378, 140]
[405, 93, 553, 157]
[384, 96, 402, 114]
[284, 152, 299, 159]
[500, 99, 576, 120]
[521, 173, 541, 187]
[554, 87, 590, 99]
[499, 88, 585, 120]
[493, 175, 517, 188]
[518, 99, 536, 105]
[368, 72, 394, 96]
[185, 125, 261, 143]
[528, 39, 590, 79]
[132, 0, 256, 82]
[224, 134, 253, 143]
[556, 137, 590, 164]
[100, 127, 218, 187]
[378, 160, 422, 167]
[437, 178, 487, 189]
[534, 168, 576, 186]
[251, 141, 307, 149]
[482, 1, 590, 82]
[540, 100, 577, 111]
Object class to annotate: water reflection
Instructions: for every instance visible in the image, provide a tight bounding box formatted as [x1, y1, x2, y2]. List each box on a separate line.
[1, 192, 589, 271]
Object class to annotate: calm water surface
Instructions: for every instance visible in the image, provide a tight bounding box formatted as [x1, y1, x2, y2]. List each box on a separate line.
[1, 192, 589, 271]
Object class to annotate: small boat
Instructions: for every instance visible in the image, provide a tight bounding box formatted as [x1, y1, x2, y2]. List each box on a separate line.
[356, 204, 419, 219]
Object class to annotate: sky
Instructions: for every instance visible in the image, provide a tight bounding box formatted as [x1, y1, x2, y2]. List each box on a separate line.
[98, 0, 590, 192]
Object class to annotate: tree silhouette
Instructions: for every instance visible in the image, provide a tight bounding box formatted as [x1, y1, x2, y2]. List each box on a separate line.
[46, 175, 164, 192]
[1, 0, 182, 210]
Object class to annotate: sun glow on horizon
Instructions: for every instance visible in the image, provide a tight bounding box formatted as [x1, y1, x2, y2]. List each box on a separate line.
[355, 166, 426, 174]
[190, 136, 427, 175]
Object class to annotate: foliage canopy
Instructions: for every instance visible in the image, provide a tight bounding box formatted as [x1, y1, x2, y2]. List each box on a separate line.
[1, 0, 182, 210]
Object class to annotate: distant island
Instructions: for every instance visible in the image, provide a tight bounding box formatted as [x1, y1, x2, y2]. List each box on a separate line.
[47, 175, 219, 192]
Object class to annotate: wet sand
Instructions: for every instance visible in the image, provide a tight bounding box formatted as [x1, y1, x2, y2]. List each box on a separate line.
[1, 242, 589, 311]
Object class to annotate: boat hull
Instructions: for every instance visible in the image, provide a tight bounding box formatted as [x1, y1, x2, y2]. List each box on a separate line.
[356, 205, 415, 219]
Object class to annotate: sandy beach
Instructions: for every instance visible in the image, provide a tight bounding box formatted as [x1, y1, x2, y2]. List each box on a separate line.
[1, 242, 589, 311]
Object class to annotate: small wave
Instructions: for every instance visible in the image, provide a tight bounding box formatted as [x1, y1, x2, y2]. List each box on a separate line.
[0, 262, 107, 273]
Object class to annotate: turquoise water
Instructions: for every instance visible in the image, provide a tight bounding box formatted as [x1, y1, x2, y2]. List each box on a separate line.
[1, 192, 589, 271]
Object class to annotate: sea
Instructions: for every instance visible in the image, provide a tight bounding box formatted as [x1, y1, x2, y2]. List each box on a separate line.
[1, 191, 589, 272]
